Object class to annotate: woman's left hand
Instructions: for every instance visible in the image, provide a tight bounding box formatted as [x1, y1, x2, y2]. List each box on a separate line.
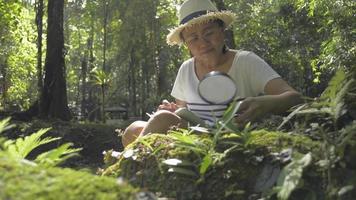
[235, 78, 303, 126]
[234, 97, 271, 125]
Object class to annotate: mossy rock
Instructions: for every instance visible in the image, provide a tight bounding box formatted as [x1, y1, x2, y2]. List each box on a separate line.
[101, 129, 324, 199]
[0, 153, 139, 200]
[102, 134, 200, 199]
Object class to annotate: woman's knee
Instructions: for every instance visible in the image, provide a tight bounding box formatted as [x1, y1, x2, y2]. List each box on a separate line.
[122, 121, 147, 147]
[140, 110, 181, 136]
[152, 110, 181, 123]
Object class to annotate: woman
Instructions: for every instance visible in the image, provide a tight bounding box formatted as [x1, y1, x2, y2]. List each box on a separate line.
[122, 0, 301, 147]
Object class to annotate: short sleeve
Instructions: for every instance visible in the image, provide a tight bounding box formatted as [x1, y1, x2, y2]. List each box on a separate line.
[171, 63, 187, 101]
[244, 52, 280, 95]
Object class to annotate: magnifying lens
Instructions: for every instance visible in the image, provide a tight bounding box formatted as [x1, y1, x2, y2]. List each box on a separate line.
[198, 71, 236, 104]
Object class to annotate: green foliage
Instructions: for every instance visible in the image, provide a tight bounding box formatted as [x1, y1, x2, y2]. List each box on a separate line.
[91, 67, 112, 87]
[0, 117, 15, 133]
[0, 118, 138, 199]
[279, 68, 355, 130]
[319, 69, 352, 112]
[276, 68, 356, 199]
[0, 1, 37, 110]
[273, 153, 313, 200]
[3, 128, 57, 159]
[1, 0, 354, 117]
[34, 143, 82, 168]
[0, 152, 138, 200]
[91, 67, 112, 122]
[0, 118, 81, 167]
[61, 0, 187, 118]
[296, 0, 355, 72]
[214, 100, 243, 143]
[101, 125, 322, 199]
[227, 0, 354, 96]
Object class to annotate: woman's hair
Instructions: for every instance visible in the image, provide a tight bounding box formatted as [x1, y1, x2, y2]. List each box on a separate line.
[215, 19, 224, 28]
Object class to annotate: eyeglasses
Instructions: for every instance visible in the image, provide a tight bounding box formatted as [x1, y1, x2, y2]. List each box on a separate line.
[183, 26, 221, 46]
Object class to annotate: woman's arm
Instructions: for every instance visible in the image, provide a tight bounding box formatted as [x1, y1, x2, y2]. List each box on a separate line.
[235, 78, 302, 124]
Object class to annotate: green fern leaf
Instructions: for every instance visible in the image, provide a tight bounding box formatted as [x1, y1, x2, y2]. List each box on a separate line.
[320, 69, 346, 104]
[13, 128, 60, 159]
[276, 153, 312, 200]
[35, 143, 82, 167]
[0, 117, 15, 133]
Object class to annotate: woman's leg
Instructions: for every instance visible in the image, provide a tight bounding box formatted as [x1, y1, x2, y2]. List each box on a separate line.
[122, 110, 183, 147]
[122, 120, 147, 147]
[140, 110, 182, 136]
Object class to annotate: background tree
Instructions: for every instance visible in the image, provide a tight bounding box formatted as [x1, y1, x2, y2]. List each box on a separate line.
[39, 0, 71, 120]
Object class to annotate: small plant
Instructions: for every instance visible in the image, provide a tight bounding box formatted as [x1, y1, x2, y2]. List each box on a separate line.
[273, 68, 356, 199]
[269, 153, 313, 200]
[161, 101, 253, 181]
[0, 118, 82, 167]
[278, 68, 355, 131]
[91, 67, 112, 123]
[163, 129, 213, 179]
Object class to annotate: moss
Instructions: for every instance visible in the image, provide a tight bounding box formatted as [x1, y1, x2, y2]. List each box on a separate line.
[247, 130, 321, 154]
[101, 128, 356, 199]
[110, 133, 202, 199]
[0, 154, 138, 200]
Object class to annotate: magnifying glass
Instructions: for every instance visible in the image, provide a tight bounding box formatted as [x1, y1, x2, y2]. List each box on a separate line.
[198, 71, 237, 104]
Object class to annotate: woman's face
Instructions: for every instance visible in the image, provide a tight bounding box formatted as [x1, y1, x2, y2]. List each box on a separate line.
[181, 21, 225, 63]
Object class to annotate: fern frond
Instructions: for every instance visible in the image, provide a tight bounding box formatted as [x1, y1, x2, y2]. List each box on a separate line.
[337, 122, 356, 150]
[15, 128, 59, 159]
[0, 137, 6, 150]
[4, 128, 61, 159]
[320, 69, 346, 102]
[1, 119, 82, 167]
[298, 68, 355, 123]
[332, 78, 354, 120]
[275, 153, 313, 200]
[0, 117, 15, 133]
[35, 143, 82, 167]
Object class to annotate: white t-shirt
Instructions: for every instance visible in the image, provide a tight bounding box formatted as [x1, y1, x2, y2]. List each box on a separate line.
[171, 50, 280, 126]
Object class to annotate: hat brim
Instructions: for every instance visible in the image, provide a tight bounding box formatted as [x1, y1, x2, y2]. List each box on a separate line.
[166, 11, 236, 46]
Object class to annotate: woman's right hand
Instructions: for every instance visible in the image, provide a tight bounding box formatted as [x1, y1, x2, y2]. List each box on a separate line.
[157, 99, 178, 112]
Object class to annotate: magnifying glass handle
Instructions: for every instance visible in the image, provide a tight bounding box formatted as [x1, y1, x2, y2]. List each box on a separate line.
[235, 98, 245, 102]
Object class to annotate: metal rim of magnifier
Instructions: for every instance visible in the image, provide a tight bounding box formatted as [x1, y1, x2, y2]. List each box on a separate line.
[198, 71, 237, 104]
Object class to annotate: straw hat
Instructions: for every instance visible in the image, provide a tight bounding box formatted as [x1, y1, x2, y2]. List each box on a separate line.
[166, 0, 236, 46]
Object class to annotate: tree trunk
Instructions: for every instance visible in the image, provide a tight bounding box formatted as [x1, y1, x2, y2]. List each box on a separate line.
[157, 48, 169, 96]
[0, 59, 8, 110]
[141, 61, 147, 118]
[128, 49, 137, 116]
[40, 0, 71, 120]
[102, 0, 108, 72]
[101, 85, 106, 123]
[86, 17, 99, 121]
[80, 38, 90, 119]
